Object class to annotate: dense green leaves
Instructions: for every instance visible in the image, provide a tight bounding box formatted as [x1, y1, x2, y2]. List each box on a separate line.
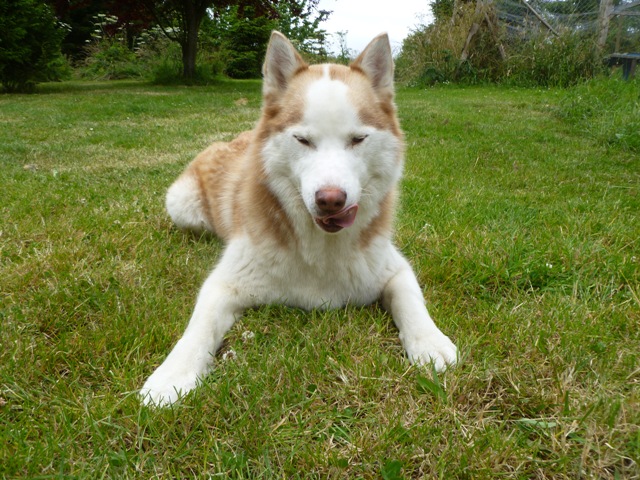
[0, 0, 68, 92]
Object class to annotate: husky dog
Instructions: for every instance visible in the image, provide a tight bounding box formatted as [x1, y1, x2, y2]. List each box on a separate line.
[140, 32, 457, 406]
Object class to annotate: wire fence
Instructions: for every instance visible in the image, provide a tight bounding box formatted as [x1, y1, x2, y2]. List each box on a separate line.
[395, 0, 639, 85]
[495, 0, 640, 54]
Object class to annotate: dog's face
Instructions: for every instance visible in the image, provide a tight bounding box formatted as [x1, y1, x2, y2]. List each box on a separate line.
[259, 33, 404, 234]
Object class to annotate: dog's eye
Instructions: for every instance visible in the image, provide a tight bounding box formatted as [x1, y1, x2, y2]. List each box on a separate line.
[351, 135, 368, 146]
[294, 135, 312, 147]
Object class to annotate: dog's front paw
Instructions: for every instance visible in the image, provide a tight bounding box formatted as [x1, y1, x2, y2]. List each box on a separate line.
[401, 331, 457, 372]
[139, 364, 200, 407]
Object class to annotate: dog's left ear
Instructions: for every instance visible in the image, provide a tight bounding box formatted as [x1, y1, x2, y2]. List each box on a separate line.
[351, 33, 394, 99]
[263, 31, 308, 99]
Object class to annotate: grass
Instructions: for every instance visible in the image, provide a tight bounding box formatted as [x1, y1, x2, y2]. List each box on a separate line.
[1, 78, 638, 478]
[555, 76, 640, 152]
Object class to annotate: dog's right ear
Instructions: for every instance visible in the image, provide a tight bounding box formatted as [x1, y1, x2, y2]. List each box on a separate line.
[351, 33, 394, 100]
[262, 31, 308, 99]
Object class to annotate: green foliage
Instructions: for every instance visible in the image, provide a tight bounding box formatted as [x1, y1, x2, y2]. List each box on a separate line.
[0, 0, 69, 92]
[272, 0, 330, 61]
[504, 29, 603, 87]
[145, 37, 224, 85]
[208, 6, 277, 79]
[430, 0, 456, 23]
[79, 14, 145, 80]
[395, 2, 606, 87]
[81, 40, 140, 80]
[77, 17, 222, 85]
[332, 31, 354, 65]
[204, 1, 329, 79]
[75, 1, 329, 83]
[556, 76, 640, 152]
[395, 2, 503, 86]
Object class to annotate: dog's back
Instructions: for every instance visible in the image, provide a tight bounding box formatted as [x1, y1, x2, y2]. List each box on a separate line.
[165, 131, 254, 239]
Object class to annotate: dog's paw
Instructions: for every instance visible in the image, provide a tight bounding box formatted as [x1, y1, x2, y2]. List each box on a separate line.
[139, 365, 200, 407]
[402, 331, 457, 372]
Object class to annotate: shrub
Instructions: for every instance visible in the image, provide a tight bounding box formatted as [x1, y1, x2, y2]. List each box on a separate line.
[395, 1, 606, 87]
[504, 28, 603, 87]
[207, 6, 276, 79]
[395, 2, 505, 86]
[81, 40, 142, 80]
[0, 0, 69, 92]
[78, 16, 225, 85]
[141, 38, 224, 85]
[78, 14, 144, 80]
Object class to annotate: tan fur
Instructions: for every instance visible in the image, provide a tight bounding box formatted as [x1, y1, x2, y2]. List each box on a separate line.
[177, 131, 295, 248]
[179, 62, 402, 250]
[141, 32, 457, 407]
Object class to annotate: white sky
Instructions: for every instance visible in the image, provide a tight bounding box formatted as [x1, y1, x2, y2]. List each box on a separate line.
[317, 0, 434, 57]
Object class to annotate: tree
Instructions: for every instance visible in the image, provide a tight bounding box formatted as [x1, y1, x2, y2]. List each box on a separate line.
[209, 5, 276, 78]
[272, 0, 330, 58]
[141, 0, 217, 81]
[206, 0, 330, 79]
[48, 0, 157, 60]
[141, 0, 330, 81]
[0, 0, 68, 92]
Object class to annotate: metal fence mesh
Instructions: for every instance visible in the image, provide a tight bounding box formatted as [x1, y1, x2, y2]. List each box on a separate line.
[495, 0, 640, 54]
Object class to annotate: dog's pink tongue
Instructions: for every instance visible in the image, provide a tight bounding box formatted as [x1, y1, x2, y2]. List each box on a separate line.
[322, 204, 358, 228]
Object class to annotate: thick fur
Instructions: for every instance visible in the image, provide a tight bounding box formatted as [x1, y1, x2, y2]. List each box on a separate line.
[141, 32, 457, 406]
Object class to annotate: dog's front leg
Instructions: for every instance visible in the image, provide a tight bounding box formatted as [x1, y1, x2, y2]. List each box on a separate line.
[140, 271, 245, 407]
[382, 252, 457, 371]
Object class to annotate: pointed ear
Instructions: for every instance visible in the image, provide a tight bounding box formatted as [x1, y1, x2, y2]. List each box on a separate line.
[262, 31, 308, 99]
[351, 33, 395, 98]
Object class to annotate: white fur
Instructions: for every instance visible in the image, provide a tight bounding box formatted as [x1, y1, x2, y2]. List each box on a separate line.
[165, 175, 210, 232]
[140, 33, 457, 407]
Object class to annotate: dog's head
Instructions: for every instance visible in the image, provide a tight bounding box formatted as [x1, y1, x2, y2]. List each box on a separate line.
[259, 32, 404, 235]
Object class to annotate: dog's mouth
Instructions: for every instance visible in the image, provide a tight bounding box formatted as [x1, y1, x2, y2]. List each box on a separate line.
[314, 204, 358, 233]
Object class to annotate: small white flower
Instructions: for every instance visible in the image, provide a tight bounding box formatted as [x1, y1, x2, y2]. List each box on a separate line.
[241, 330, 255, 341]
[222, 349, 236, 361]
[546, 263, 553, 269]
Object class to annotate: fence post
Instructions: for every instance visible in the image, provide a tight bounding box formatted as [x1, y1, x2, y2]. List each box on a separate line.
[597, 0, 615, 52]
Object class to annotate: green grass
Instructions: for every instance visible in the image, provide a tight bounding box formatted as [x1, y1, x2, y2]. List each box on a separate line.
[1, 79, 638, 478]
[555, 76, 640, 152]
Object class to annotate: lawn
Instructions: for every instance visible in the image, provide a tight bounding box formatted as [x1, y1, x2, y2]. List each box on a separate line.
[0, 79, 638, 479]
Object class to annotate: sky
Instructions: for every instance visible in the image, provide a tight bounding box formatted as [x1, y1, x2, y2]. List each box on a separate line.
[316, 0, 434, 56]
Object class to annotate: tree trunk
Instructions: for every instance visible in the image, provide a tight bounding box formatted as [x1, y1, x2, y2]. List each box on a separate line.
[181, 1, 207, 81]
[181, 30, 198, 80]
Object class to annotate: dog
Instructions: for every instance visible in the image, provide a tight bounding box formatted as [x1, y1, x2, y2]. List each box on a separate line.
[140, 31, 457, 406]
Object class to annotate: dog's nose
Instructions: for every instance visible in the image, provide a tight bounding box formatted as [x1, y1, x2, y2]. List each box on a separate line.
[315, 188, 347, 214]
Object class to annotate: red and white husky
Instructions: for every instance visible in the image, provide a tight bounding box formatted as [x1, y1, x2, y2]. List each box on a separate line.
[140, 32, 457, 406]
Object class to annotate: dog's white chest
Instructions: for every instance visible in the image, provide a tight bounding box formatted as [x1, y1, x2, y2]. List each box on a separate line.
[220, 236, 392, 310]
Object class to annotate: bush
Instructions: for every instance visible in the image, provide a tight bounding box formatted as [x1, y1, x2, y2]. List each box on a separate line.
[77, 14, 143, 80]
[0, 0, 69, 92]
[395, 1, 606, 87]
[504, 29, 603, 87]
[141, 39, 224, 85]
[81, 40, 142, 80]
[206, 6, 276, 79]
[395, 2, 505, 86]
[78, 17, 225, 85]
